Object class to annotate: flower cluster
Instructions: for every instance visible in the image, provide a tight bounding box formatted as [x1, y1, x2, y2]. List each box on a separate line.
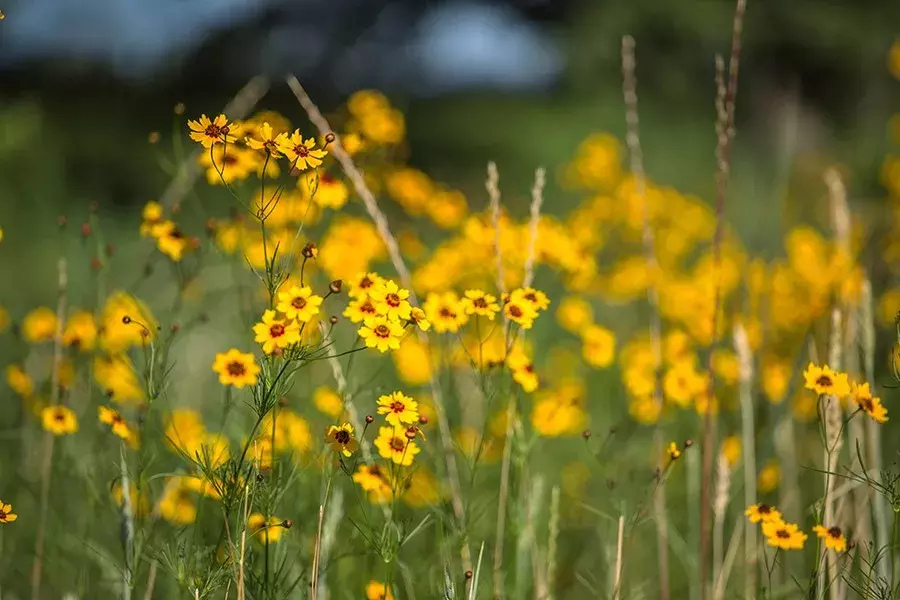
[803, 363, 888, 423]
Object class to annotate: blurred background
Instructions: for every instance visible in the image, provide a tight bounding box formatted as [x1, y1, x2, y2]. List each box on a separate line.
[1, 0, 899, 309]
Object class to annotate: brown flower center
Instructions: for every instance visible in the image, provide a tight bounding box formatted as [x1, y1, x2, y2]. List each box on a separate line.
[776, 529, 790, 539]
[828, 527, 842, 538]
[334, 430, 350, 445]
[439, 307, 454, 318]
[291, 296, 308, 310]
[263, 140, 278, 154]
[816, 375, 833, 387]
[360, 276, 373, 288]
[293, 144, 310, 158]
[390, 437, 406, 451]
[508, 305, 523, 318]
[390, 401, 405, 414]
[386, 293, 401, 307]
[54, 411, 66, 422]
[204, 124, 223, 139]
[270, 324, 286, 338]
[227, 361, 247, 376]
[758, 504, 772, 514]
[473, 297, 488, 308]
[374, 324, 391, 338]
[525, 292, 537, 302]
[0, 510, 6, 520]
[361, 301, 376, 314]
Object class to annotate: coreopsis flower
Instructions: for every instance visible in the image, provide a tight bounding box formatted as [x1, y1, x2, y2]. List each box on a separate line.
[140, 201, 164, 237]
[276, 285, 323, 323]
[812, 525, 848, 553]
[199, 143, 257, 185]
[253, 310, 301, 355]
[325, 423, 358, 457]
[366, 581, 395, 600]
[99, 291, 156, 353]
[353, 464, 393, 504]
[358, 315, 404, 353]
[371, 280, 412, 321]
[402, 469, 440, 507]
[98, 405, 133, 441]
[745, 504, 782, 524]
[158, 478, 197, 525]
[502, 294, 538, 329]
[41, 405, 78, 436]
[667, 442, 681, 460]
[164, 409, 206, 458]
[0, 501, 17, 524]
[22, 307, 58, 343]
[803, 363, 850, 398]
[762, 520, 807, 550]
[313, 386, 343, 418]
[663, 359, 706, 407]
[188, 114, 239, 147]
[245, 122, 282, 158]
[374, 426, 420, 466]
[758, 461, 781, 493]
[507, 350, 538, 392]
[212, 349, 260, 388]
[581, 325, 616, 368]
[343, 297, 378, 324]
[409, 307, 431, 331]
[94, 354, 144, 404]
[348, 272, 382, 299]
[248, 513, 286, 544]
[556, 296, 594, 332]
[62, 310, 97, 351]
[150, 220, 189, 262]
[424, 292, 468, 333]
[377, 391, 419, 427]
[276, 130, 327, 170]
[514, 287, 550, 312]
[6, 364, 34, 397]
[851, 382, 888, 423]
[309, 172, 349, 209]
[461, 290, 500, 320]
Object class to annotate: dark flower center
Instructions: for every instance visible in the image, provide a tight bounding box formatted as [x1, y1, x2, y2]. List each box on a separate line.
[439, 307, 454, 318]
[386, 293, 401, 307]
[294, 144, 310, 158]
[390, 401, 405, 414]
[292, 297, 307, 309]
[758, 504, 772, 514]
[270, 324, 286, 337]
[375, 324, 391, 338]
[227, 361, 246, 376]
[222, 153, 237, 165]
[828, 527, 842, 538]
[335, 430, 350, 444]
[509, 305, 523, 318]
[361, 301, 376, 314]
[473, 297, 488, 308]
[54, 411, 66, 422]
[0, 510, 6, 520]
[525, 293, 537, 302]
[776, 529, 790, 539]
[816, 375, 833, 387]
[390, 437, 406, 451]
[361, 277, 373, 288]
[204, 124, 223, 139]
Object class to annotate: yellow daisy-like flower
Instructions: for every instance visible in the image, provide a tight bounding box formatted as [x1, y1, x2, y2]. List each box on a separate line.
[0, 501, 17, 524]
[502, 295, 538, 329]
[513, 287, 550, 311]
[309, 172, 349, 209]
[666, 442, 681, 460]
[199, 143, 257, 185]
[150, 220, 189, 262]
[212, 349, 260, 388]
[252, 310, 301, 355]
[353, 464, 393, 504]
[813, 524, 847, 553]
[248, 513, 286, 544]
[745, 503, 782, 524]
[276, 285, 323, 323]
[348, 272, 383, 299]
[98, 405, 133, 441]
[245, 122, 282, 158]
[852, 381, 888, 423]
[324, 423, 359, 457]
[358, 315, 405, 353]
[371, 280, 412, 321]
[41, 405, 78, 436]
[802, 363, 850, 398]
[424, 291, 468, 333]
[276, 130, 327, 170]
[22, 306, 58, 343]
[762, 519, 807, 550]
[507, 350, 539, 393]
[187, 114, 239, 147]
[62, 310, 98, 351]
[582, 325, 616, 368]
[409, 307, 431, 331]
[366, 581, 395, 600]
[376, 391, 419, 427]
[342, 297, 378, 324]
[313, 386, 343, 418]
[6, 364, 34, 398]
[374, 426, 420, 466]
[158, 478, 197, 525]
[461, 289, 500, 320]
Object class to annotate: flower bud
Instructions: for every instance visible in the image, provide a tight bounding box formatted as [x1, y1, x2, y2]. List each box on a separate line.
[329, 280, 342, 294]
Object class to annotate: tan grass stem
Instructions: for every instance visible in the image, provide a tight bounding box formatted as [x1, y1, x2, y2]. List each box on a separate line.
[286, 75, 471, 571]
[713, 515, 744, 600]
[522, 167, 546, 289]
[30, 257, 67, 600]
[141, 561, 157, 600]
[733, 323, 757, 598]
[820, 308, 844, 599]
[712, 453, 732, 593]
[700, 4, 746, 596]
[612, 514, 626, 600]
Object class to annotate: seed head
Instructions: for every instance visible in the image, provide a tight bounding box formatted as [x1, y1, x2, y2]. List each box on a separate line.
[325, 132, 336, 144]
[173, 102, 185, 115]
[302, 242, 317, 258]
[329, 280, 343, 294]
[419, 415, 429, 425]
[171, 323, 180, 333]
[684, 439, 694, 448]
[365, 415, 375, 424]
[281, 519, 293, 529]
[148, 131, 161, 144]
[105, 243, 115, 257]
[329, 316, 339, 325]
[405, 427, 418, 440]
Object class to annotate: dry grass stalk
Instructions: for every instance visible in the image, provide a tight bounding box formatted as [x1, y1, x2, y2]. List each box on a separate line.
[142, 561, 158, 600]
[30, 257, 67, 600]
[713, 515, 745, 600]
[820, 308, 844, 599]
[286, 75, 472, 571]
[733, 323, 757, 598]
[612, 514, 626, 600]
[621, 35, 671, 599]
[237, 474, 252, 600]
[523, 167, 546, 289]
[160, 76, 270, 210]
[700, 3, 746, 595]
[712, 453, 732, 595]
[487, 162, 507, 296]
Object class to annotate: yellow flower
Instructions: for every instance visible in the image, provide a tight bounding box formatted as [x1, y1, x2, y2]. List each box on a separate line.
[276, 285, 323, 323]
[140, 201, 164, 236]
[212, 349, 260, 388]
[582, 325, 616, 368]
[353, 464, 393, 504]
[343, 297, 378, 323]
[762, 520, 807, 551]
[6, 364, 34, 397]
[253, 310, 301, 355]
[424, 292, 468, 333]
[94, 354, 144, 404]
[371, 280, 413, 321]
[409, 307, 431, 332]
[556, 296, 593, 332]
[41, 405, 78, 436]
[667, 442, 681, 460]
[629, 395, 661, 425]
[711, 349, 739, 386]
[158, 478, 197, 525]
[812, 525, 847, 553]
[0, 306, 9, 333]
[111, 481, 151, 517]
[164, 409, 206, 458]
[761, 358, 790, 403]
[248, 513, 286, 544]
[662, 359, 705, 408]
[513, 287, 550, 312]
[802, 363, 850, 398]
[720, 435, 741, 467]
[392, 336, 434, 386]
[199, 143, 257, 185]
[98, 405, 134, 441]
[0, 501, 18, 524]
[507, 350, 539, 393]
[187, 114, 240, 147]
[531, 392, 585, 437]
[150, 220, 189, 262]
[402, 469, 440, 507]
[22, 307, 58, 343]
[276, 130, 327, 170]
[502, 294, 538, 329]
[358, 315, 405, 353]
[374, 426, 420, 466]
[62, 310, 97, 351]
[890, 40, 900, 80]
[852, 381, 888, 423]
[325, 423, 358, 457]
[377, 391, 419, 427]
[99, 291, 156, 353]
[758, 461, 781, 493]
[426, 189, 468, 229]
[348, 272, 383, 299]
[745, 504, 782, 524]
[461, 289, 500, 320]
[245, 122, 282, 158]
[365, 580, 395, 600]
[313, 386, 343, 418]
